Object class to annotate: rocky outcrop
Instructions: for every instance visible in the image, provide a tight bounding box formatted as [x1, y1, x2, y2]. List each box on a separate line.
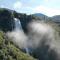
[0, 8, 32, 32]
[0, 8, 14, 32]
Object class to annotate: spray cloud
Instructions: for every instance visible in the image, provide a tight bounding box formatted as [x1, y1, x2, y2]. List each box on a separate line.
[6, 19, 60, 60]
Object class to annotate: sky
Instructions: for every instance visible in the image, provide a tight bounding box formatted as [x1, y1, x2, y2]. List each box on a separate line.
[0, 0, 60, 16]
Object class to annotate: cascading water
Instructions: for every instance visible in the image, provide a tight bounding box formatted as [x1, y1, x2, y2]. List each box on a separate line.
[14, 18, 22, 30]
[13, 18, 29, 54]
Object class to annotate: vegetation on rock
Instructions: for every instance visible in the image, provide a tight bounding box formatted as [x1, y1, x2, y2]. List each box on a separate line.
[0, 31, 36, 60]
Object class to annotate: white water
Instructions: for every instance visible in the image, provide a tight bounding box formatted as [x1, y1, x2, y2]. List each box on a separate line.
[14, 18, 29, 54]
[14, 18, 22, 30]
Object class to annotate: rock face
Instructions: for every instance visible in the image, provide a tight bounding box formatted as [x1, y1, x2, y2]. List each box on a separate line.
[0, 8, 32, 32]
[0, 8, 14, 32]
[14, 12, 32, 33]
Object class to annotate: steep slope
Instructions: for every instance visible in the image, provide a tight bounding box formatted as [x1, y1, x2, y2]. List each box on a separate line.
[0, 31, 36, 60]
[0, 8, 32, 33]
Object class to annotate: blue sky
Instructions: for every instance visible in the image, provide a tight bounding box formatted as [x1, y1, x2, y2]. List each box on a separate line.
[0, 0, 60, 16]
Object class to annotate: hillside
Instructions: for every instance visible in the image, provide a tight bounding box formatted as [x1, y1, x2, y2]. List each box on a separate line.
[0, 31, 36, 60]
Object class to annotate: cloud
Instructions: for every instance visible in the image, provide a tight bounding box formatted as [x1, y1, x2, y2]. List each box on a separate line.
[13, 1, 22, 9]
[44, 0, 49, 2]
[0, 5, 8, 9]
[0, 5, 4, 8]
[33, 5, 60, 16]
[13, 1, 60, 16]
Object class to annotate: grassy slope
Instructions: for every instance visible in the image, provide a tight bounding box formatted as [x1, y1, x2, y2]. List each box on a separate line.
[0, 31, 36, 60]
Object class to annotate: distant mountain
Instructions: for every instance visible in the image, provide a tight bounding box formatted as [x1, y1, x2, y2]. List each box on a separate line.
[32, 13, 49, 21]
[51, 15, 60, 22]
[32, 13, 60, 25]
[33, 13, 47, 17]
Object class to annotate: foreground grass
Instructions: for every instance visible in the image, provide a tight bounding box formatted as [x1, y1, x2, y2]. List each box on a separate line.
[0, 31, 36, 60]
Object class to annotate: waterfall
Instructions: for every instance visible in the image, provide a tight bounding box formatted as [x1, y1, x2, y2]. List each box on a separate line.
[13, 18, 29, 54]
[25, 47, 29, 54]
[14, 18, 22, 30]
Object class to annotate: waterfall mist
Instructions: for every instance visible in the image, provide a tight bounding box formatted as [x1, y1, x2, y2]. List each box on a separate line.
[6, 19, 60, 60]
[27, 21, 54, 48]
[6, 18, 28, 49]
[27, 21, 60, 60]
